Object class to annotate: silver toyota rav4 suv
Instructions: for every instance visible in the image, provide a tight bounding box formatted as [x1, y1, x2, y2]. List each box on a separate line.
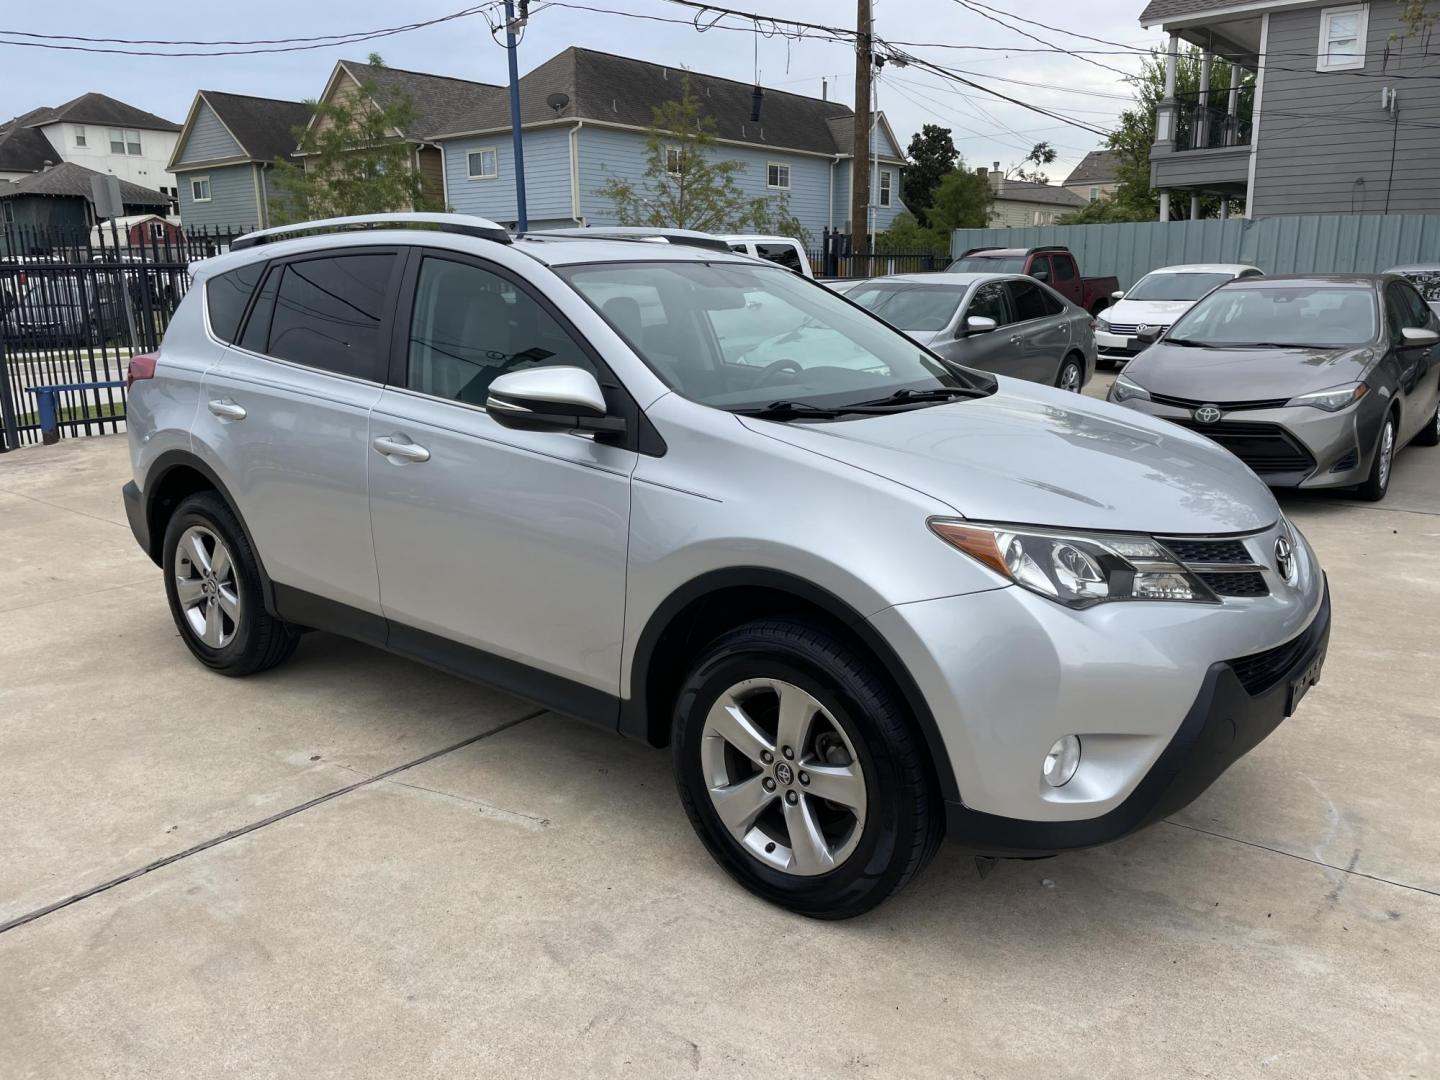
[123, 214, 1330, 919]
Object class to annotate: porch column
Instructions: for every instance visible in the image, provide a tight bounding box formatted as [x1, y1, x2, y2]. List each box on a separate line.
[1190, 194, 1201, 220]
[1159, 191, 1171, 222]
[1196, 52, 1213, 148]
[1227, 63, 1242, 145]
[1154, 33, 1181, 148]
[1221, 198, 1231, 219]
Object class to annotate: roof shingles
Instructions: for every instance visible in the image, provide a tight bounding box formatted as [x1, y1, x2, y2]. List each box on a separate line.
[199, 91, 313, 163]
[0, 161, 170, 207]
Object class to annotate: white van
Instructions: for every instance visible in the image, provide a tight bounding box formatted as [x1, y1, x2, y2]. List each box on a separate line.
[720, 234, 813, 278]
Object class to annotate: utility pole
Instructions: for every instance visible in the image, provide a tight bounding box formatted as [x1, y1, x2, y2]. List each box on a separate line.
[850, 0, 872, 256]
[504, 0, 529, 232]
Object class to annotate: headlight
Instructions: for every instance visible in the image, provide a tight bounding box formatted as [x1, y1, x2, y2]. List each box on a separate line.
[929, 520, 1218, 608]
[1286, 382, 1368, 412]
[1111, 373, 1150, 403]
[1095, 316, 1111, 332]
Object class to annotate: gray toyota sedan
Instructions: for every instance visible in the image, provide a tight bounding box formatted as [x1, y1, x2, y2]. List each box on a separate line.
[1108, 275, 1440, 500]
[844, 272, 1097, 392]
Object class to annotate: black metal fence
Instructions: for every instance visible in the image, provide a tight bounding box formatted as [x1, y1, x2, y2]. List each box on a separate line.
[1173, 86, 1255, 152]
[812, 229, 947, 279]
[0, 223, 246, 451]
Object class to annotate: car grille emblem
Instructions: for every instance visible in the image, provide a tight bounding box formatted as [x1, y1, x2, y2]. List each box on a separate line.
[1136, 323, 1149, 334]
[1274, 536, 1295, 582]
[1193, 404, 1223, 424]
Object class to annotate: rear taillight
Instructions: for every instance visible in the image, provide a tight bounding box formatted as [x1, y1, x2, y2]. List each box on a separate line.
[127, 353, 157, 387]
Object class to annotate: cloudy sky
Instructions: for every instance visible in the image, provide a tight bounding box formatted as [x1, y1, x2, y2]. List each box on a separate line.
[2, 0, 1163, 181]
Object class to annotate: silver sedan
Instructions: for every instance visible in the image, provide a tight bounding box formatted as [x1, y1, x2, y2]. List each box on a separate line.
[844, 272, 1097, 391]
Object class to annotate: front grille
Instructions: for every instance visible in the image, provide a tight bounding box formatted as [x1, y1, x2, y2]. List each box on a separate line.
[1172, 420, 1316, 477]
[1160, 537, 1250, 564]
[1150, 392, 1291, 412]
[1101, 322, 1165, 336]
[1198, 571, 1270, 597]
[1230, 620, 1320, 695]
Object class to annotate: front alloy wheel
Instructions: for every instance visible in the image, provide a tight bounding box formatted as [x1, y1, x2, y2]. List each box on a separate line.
[701, 678, 868, 875]
[1357, 416, 1395, 501]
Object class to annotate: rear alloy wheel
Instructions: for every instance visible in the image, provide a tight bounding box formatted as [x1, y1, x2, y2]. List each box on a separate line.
[1356, 416, 1396, 501]
[1056, 356, 1083, 393]
[672, 619, 941, 919]
[162, 492, 300, 675]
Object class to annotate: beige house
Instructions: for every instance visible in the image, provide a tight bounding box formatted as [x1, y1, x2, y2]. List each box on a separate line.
[975, 164, 1086, 227]
[1062, 149, 1119, 203]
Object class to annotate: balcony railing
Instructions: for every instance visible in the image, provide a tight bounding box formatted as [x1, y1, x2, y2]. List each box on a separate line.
[1172, 86, 1254, 152]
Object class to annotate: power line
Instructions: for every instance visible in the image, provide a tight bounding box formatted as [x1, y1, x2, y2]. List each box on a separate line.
[945, 0, 1138, 79]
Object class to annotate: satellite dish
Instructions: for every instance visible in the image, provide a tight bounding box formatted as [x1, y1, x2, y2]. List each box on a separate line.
[547, 92, 570, 115]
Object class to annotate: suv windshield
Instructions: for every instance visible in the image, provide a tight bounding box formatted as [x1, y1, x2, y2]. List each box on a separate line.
[845, 283, 964, 331]
[1126, 272, 1233, 301]
[1167, 284, 1378, 348]
[948, 256, 1025, 273]
[558, 261, 990, 413]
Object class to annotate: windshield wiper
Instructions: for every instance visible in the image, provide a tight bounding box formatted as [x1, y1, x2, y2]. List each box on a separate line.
[1163, 337, 1212, 347]
[845, 386, 989, 408]
[733, 400, 859, 420]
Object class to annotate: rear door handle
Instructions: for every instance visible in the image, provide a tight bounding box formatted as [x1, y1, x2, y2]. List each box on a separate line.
[1009, 335, 1023, 346]
[372, 434, 431, 463]
[207, 398, 246, 421]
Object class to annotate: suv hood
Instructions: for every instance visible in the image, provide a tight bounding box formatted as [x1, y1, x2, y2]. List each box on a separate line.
[1126, 342, 1373, 401]
[740, 380, 1278, 534]
[1106, 298, 1195, 326]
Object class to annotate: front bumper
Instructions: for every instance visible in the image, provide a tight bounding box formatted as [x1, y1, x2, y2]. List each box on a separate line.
[946, 583, 1330, 856]
[1095, 329, 1146, 360]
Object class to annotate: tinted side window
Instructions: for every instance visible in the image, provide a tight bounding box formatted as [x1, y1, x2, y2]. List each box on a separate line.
[1038, 285, 1066, 316]
[206, 262, 264, 344]
[238, 266, 279, 354]
[1394, 282, 1430, 327]
[1028, 256, 1051, 283]
[966, 282, 1010, 327]
[756, 242, 805, 273]
[1053, 255, 1076, 282]
[407, 256, 596, 405]
[266, 253, 396, 380]
[1007, 279, 1048, 322]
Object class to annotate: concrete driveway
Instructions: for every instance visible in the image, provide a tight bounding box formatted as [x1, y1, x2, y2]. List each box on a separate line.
[2, 411, 1438, 1078]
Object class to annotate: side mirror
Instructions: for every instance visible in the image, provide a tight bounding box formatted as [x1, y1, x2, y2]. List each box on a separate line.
[1401, 327, 1439, 347]
[1111, 290, 1125, 301]
[964, 315, 998, 336]
[1135, 325, 1163, 345]
[486, 366, 625, 435]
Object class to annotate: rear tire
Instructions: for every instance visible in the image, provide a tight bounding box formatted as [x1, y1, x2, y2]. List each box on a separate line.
[1356, 415, 1396, 502]
[162, 492, 300, 676]
[672, 618, 941, 919]
[1413, 399, 1440, 447]
[1055, 355, 1084, 393]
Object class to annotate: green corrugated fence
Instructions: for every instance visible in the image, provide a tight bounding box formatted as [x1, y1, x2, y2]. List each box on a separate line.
[948, 215, 1440, 289]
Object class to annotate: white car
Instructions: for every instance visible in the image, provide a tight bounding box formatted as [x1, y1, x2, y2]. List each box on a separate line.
[720, 234, 813, 278]
[1095, 263, 1263, 367]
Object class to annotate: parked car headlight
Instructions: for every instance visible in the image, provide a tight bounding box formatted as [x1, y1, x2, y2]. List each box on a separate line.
[1095, 315, 1111, 332]
[929, 520, 1217, 608]
[1110, 373, 1150, 403]
[1286, 382, 1368, 412]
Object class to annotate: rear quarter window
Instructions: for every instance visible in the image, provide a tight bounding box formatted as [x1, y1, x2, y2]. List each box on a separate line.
[205, 262, 264, 344]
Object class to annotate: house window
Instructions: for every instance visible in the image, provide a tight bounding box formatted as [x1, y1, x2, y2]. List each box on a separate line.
[191, 177, 212, 202]
[1089, 186, 1100, 202]
[150, 222, 167, 240]
[109, 128, 142, 155]
[467, 147, 498, 180]
[74, 125, 87, 147]
[878, 169, 893, 207]
[767, 163, 791, 190]
[2, 202, 13, 225]
[665, 147, 683, 176]
[1318, 5, 1367, 71]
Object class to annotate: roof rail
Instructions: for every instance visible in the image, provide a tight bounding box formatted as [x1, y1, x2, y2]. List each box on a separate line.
[958, 246, 1002, 258]
[529, 226, 731, 252]
[230, 212, 511, 252]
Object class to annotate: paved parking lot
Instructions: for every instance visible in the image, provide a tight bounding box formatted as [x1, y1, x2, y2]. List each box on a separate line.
[2, 382, 1438, 1078]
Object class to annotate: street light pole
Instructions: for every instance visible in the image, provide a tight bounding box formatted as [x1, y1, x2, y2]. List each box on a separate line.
[504, 0, 529, 232]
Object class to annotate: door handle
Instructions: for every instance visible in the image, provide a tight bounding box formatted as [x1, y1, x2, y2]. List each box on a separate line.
[1009, 335, 1023, 346]
[207, 398, 246, 421]
[372, 434, 431, 463]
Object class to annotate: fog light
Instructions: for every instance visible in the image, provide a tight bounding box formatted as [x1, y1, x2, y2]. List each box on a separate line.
[1043, 736, 1081, 787]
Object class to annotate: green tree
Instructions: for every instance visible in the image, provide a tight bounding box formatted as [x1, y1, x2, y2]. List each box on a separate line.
[901, 124, 959, 228]
[873, 212, 950, 255]
[596, 76, 802, 239]
[1007, 141, 1058, 184]
[1072, 47, 1247, 224]
[269, 55, 432, 223]
[927, 168, 994, 233]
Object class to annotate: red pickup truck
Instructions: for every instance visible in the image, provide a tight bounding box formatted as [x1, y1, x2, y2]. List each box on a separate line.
[947, 246, 1120, 316]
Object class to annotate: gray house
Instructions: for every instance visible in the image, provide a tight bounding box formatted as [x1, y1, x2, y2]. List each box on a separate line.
[0, 162, 170, 255]
[1142, 0, 1440, 218]
[169, 92, 313, 231]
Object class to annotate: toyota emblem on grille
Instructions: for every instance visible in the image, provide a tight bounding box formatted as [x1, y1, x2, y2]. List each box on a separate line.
[1275, 536, 1295, 581]
[1193, 404, 1223, 424]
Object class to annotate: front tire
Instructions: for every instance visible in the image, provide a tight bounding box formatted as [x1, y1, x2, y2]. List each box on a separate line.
[1356, 414, 1396, 502]
[672, 619, 941, 919]
[162, 492, 300, 676]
